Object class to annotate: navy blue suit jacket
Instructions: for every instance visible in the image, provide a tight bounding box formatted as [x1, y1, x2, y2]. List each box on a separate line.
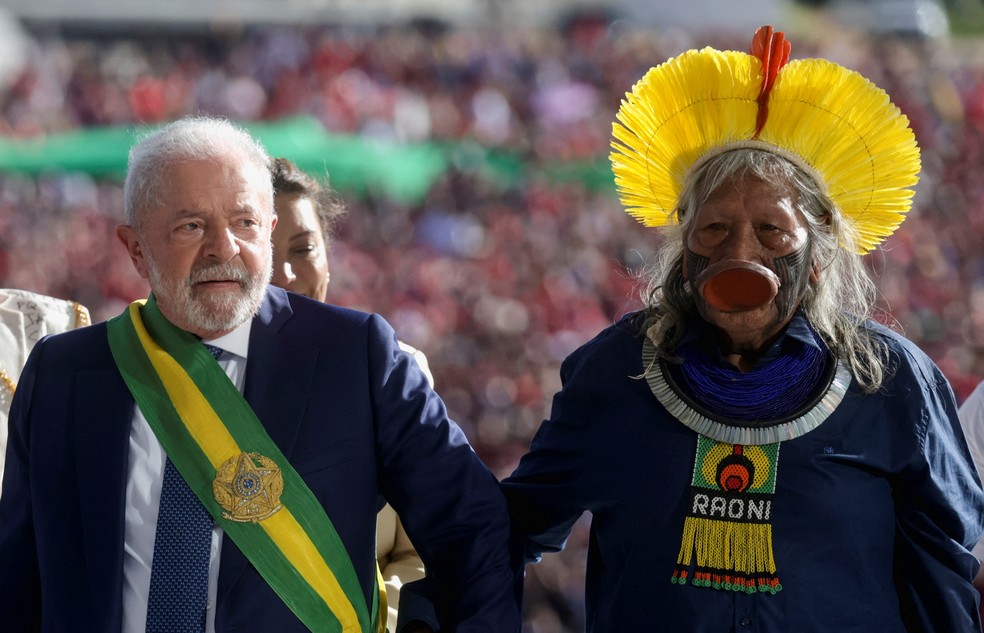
[0, 287, 518, 632]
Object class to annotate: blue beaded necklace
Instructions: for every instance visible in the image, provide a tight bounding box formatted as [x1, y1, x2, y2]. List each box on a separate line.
[667, 320, 831, 422]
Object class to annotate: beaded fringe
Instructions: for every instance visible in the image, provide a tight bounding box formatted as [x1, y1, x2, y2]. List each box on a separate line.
[672, 517, 781, 594]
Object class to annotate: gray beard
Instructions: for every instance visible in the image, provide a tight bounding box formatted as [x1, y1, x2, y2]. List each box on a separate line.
[147, 257, 271, 334]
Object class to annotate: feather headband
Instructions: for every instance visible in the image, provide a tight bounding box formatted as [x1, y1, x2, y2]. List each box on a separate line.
[610, 26, 921, 254]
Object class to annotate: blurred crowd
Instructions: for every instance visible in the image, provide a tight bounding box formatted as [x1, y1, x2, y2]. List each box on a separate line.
[2, 12, 984, 632]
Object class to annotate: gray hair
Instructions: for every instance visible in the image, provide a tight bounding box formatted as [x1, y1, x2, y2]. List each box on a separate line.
[123, 116, 273, 227]
[642, 147, 888, 393]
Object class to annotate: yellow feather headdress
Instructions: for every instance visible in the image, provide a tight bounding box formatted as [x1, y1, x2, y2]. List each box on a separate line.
[610, 27, 921, 254]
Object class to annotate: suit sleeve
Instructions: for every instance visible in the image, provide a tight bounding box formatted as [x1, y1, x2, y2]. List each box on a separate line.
[893, 350, 984, 632]
[366, 314, 521, 632]
[0, 340, 44, 630]
[500, 342, 595, 565]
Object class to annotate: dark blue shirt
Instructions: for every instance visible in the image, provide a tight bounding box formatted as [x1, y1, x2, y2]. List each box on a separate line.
[504, 312, 984, 632]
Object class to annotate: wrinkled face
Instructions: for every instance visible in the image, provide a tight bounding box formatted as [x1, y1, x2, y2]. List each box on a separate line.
[116, 156, 276, 339]
[271, 193, 329, 302]
[685, 175, 814, 351]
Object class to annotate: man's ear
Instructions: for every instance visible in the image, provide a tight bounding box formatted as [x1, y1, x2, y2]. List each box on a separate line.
[116, 224, 151, 280]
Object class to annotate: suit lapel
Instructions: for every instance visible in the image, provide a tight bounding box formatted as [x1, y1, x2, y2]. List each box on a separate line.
[76, 362, 133, 629]
[242, 287, 310, 455]
[216, 287, 323, 607]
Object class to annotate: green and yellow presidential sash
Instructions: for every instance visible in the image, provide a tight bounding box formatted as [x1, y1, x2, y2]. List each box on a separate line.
[107, 297, 383, 633]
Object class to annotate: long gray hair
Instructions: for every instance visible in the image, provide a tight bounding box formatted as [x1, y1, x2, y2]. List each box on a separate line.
[123, 116, 273, 228]
[642, 147, 888, 393]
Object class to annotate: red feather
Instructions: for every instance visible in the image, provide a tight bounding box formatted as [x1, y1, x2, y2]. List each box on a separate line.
[750, 25, 791, 138]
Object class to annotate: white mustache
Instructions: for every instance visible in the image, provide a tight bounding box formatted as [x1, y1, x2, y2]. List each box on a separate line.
[189, 262, 249, 285]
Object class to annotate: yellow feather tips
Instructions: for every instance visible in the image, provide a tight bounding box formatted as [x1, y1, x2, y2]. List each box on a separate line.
[609, 49, 921, 253]
[611, 48, 759, 227]
[761, 58, 920, 253]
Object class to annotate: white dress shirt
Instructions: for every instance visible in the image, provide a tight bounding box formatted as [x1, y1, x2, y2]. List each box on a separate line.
[122, 320, 252, 633]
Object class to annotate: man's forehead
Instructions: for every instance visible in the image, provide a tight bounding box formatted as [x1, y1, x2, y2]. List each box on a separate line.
[157, 159, 272, 199]
[163, 155, 268, 181]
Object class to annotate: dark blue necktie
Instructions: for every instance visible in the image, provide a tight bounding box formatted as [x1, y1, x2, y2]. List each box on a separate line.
[145, 344, 223, 633]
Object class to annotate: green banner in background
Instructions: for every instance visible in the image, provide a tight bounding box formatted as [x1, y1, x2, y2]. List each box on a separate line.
[0, 115, 613, 202]
[0, 116, 449, 203]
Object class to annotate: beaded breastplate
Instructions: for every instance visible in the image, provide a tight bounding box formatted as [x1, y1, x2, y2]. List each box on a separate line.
[642, 323, 851, 594]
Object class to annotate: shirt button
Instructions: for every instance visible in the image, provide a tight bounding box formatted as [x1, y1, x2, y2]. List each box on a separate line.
[740, 617, 752, 626]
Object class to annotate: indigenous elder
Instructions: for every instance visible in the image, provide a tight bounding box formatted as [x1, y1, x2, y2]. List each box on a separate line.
[502, 26, 984, 632]
[0, 116, 519, 633]
[269, 157, 428, 630]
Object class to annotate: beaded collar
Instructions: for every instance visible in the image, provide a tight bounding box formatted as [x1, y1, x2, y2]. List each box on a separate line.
[642, 319, 851, 445]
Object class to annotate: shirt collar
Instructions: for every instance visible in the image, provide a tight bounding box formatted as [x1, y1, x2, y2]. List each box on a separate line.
[782, 312, 821, 349]
[202, 318, 252, 359]
[676, 310, 821, 368]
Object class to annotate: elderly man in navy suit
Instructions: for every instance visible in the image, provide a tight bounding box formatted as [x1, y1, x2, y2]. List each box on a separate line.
[0, 116, 519, 633]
